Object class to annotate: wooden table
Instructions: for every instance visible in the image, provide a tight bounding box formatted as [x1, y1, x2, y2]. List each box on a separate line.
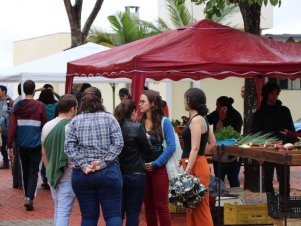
[220, 145, 301, 165]
[216, 145, 301, 226]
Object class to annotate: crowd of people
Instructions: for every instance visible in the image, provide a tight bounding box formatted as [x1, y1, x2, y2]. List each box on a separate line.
[0, 80, 298, 226]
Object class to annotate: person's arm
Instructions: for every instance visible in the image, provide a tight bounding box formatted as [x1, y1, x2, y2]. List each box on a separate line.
[42, 144, 48, 167]
[283, 107, 296, 143]
[205, 127, 217, 155]
[228, 109, 243, 133]
[105, 116, 124, 163]
[35, 87, 45, 92]
[64, 121, 89, 170]
[151, 118, 176, 169]
[7, 111, 17, 149]
[185, 115, 203, 174]
[53, 92, 60, 101]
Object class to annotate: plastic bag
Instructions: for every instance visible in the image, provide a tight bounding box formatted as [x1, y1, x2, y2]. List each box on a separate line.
[162, 117, 184, 180]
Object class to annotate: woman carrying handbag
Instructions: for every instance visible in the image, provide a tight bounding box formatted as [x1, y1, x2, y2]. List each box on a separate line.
[181, 88, 216, 226]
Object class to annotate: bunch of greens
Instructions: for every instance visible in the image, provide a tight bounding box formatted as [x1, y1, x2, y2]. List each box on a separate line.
[214, 126, 241, 140]
[236, 132, 279, 145]
[171, 119, 181, 126]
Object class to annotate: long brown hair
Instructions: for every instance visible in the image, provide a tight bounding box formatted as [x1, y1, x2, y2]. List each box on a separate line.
[114, 99, 136, 124]
[140, 90, 164, 141]
[79, 87, 105, 113]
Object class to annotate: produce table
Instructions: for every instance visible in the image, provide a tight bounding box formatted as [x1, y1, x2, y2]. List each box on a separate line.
[216, 145, 301, 226]
[220, 145, 301, 165]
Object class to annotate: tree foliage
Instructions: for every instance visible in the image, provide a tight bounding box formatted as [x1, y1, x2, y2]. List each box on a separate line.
[176, 0, 280, 20]
[88, 11, 166, 47]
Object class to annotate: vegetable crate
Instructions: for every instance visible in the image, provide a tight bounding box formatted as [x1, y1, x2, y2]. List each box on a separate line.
[272, 218, 301, 226]
[267, 193, 301, 218]
[224, 202, 273, 225]
[168, 203, 186, 213]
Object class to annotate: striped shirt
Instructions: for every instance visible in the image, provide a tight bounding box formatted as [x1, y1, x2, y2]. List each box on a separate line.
[64, 112, 124, 171]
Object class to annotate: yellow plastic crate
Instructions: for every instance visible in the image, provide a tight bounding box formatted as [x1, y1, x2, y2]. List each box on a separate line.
[224, 202, 273, 225]
[273, 218, 301, 226]
[168, 203, 186, 213]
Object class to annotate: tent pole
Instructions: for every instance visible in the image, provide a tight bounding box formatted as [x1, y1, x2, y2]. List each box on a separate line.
[131, 72, 145, 106]
[254, 76, 265, 108]
[65, 75, 74, 94]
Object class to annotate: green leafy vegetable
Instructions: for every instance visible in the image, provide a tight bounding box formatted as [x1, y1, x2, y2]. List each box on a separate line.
[214, 126, 241, 140]
[171, 119, 181, 126]
[236, 132, 279, 145]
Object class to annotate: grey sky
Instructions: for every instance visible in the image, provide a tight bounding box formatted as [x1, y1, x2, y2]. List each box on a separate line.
[0, 0, 300, 69]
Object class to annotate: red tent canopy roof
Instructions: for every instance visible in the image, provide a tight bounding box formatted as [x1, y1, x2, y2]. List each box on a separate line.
[67, 19, 301, 81]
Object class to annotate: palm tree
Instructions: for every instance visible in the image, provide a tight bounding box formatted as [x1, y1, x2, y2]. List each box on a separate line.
[88, 0, 238, 47]
[165, 0, 195, 28]
[88, 11, 166, 47]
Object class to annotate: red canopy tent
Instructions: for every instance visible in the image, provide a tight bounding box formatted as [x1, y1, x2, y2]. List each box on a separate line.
[66, 19, 301, 104]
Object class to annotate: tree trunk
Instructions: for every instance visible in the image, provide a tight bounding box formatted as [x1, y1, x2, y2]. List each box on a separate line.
[64, 0, 104, 48]
[238, 1, 262, 192]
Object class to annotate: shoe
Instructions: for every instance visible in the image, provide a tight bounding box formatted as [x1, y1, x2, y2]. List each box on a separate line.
[24, 197, 33, 211]
[43, 183, 50, 190]
[0, 163, 9, 169]
[41, 182, 50, 190]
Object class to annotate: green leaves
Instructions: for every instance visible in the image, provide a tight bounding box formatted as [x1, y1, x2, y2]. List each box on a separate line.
[236, 132, 279, 145]
[177, 0, 281, 19]
[88, 10, 167, 47]
[214, 126, 241, 140]
[167, 0, 194, 27]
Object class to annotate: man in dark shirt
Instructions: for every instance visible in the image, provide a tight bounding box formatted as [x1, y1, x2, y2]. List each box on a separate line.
[252, 82, 295, 197]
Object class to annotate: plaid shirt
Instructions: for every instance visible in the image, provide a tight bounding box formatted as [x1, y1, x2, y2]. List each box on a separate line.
[64, 112, 124, 171]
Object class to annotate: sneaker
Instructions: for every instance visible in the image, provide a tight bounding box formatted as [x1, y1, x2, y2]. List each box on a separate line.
[24, 197, 33, 211]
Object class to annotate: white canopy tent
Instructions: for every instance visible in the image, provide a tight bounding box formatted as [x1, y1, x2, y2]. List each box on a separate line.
[0, 42, 130, 84]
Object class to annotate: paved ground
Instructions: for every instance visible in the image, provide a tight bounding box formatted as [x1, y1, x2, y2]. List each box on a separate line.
[0, 167, 185, 226]
[0, 165, 300, 225]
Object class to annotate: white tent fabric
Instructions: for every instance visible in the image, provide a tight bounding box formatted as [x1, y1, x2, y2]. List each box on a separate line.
[0, 42, 130, 83]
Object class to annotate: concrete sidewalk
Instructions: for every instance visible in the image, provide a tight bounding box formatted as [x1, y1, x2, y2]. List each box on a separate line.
[0, 165, 300, 225]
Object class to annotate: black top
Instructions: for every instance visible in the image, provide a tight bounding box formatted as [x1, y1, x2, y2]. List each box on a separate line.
[143, 129, 163, 163]
[252, 100, 296, 143]
[207, 106, 243, 133]
[182, 115, 209, 158]
[119, 119, 152, 174]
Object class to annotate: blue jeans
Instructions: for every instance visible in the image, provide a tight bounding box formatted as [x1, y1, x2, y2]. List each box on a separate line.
[72, 163, 123, 226]
[122, 173, 146, 226]
[50, 166, 75, 226]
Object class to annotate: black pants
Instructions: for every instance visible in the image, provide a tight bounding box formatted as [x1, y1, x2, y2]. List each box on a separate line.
[19, 146, 42, 200]
[1, 135, 9, 165]
[263, 162, 290, 197]
[12, 144, 23, 189]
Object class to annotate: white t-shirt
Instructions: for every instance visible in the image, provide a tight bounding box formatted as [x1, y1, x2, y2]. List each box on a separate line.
[41, 117, 65, 143]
